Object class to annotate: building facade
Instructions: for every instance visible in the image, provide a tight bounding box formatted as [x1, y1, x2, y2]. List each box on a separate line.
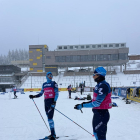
[29, 43, 129, 75]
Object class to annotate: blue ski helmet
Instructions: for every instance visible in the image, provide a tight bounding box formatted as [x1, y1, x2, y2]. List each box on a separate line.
[46, 72, 53, 78]
[94, 67, 106, 77]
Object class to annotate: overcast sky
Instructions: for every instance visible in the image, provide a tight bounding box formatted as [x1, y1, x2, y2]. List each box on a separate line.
[0, 0, 140, 55]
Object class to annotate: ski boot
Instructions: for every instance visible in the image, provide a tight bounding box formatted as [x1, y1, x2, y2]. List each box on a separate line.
[49, 135, 56, 140]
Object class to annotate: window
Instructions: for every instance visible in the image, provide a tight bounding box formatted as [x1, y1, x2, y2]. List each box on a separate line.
[97, 54, 103, 61]
[81, 46, 84, 49]
[92, 45, 96, 48]
[92, 55, 96, 61]
[119, 53, 128, 60]
[70, 46, 73, 49]
[109, 44, 113, 47]
[59, 46, 62, 49]
[111, 54, 118, 60]
[115, 44, 119, 47]
[121, 44, 125, 47]
[65, 56, 70, 62]
[75, 46, 78, 49]
[87, 55, 92, 61]
[81, 55, 88, 61]
[72, 55, 80, 62]
[86, 45, 90, 48]
[64, 46, 67, 49]
[98, 45, 101, 48]
[104, 45, 107, 47]
[46, 56, 51, 59]
[103, 54, 110, 61]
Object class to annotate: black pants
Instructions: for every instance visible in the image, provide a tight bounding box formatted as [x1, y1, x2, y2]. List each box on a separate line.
[69, 90, 71, 98]
[44, 98, 55, 136]
[14, 91, 17, 98]
[80, 89, 83, 95]
[92, 109, 110, 140]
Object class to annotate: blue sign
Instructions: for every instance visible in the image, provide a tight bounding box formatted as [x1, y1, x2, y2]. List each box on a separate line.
[120, 88, 127, 98]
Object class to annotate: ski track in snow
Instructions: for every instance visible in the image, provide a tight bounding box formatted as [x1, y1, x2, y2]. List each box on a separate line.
[0, 91, 140, 140]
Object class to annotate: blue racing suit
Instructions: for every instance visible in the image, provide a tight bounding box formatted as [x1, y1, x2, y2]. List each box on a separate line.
[35, 78, 59, 136]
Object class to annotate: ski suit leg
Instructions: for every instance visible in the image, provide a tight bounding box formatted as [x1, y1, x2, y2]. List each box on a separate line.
[14, 91, 17, 98]
[80, 89, 82, 95]
[69, 90, 71, 98]
[92, 109, 110, 140]
[45, 99, 56, 136]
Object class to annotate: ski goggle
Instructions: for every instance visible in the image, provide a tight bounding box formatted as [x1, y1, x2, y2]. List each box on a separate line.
[47, 74, 53, 78]
[93, 73, 99, 76]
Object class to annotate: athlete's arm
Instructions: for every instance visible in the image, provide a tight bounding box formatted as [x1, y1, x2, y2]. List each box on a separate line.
[83, 84, 109, 108]
[54, 82, 59, 102]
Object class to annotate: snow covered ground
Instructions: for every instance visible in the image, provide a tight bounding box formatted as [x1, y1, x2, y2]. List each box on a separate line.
[0, 91, 140, 140]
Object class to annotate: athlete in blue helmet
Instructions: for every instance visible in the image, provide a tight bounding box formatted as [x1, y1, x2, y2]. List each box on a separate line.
[29, 72, 59, 140]
[74, 67, 112, 140]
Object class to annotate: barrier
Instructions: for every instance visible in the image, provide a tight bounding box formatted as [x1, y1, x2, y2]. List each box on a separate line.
[119, 88, 127, 98]
[24, 88, 76, 92]
[24, 88, 42, 92]
[127, 88, 140, 103]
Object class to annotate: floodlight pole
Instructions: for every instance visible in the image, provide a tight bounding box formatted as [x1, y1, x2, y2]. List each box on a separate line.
[110, 72, 112, 88]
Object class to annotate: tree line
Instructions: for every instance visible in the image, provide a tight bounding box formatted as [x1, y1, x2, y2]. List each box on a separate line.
[0, 49, 29, 65]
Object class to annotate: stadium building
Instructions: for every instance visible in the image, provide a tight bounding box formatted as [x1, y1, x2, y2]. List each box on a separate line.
[29, 43, 129, 75]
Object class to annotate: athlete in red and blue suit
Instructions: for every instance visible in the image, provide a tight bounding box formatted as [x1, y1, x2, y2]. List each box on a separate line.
[29, 72, 59, 140]
[74, 67, 112, 140]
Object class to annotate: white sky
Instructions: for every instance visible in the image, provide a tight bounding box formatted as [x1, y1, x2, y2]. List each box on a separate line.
[0, 0, 140, 55]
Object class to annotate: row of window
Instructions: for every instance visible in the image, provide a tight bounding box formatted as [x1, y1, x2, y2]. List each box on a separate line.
[0, 77, 13, 82]
[55, 54, 128, 62]
[58, 44, 125, 50]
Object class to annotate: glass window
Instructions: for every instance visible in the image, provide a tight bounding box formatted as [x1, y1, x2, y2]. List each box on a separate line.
[115, 44, 119, 47]
[59, 46, 62, 49]
[64, 46, 67, 49]
[111, 54, 118, 60]
[66, 56, 71, 62]
[103, 54, 110, 61]
[92, 45, 96, 48]
[81, 46, 84, 49]
[104, 45, 107, 47]
[97, 54, 103, 61]
[70, 46, 73, 49]
[119, 53, 128, 60]
[55, 56, 65, 62]
[121, 44, 125, 47]
[75, 46, 78, 49]
[88, 55, 92, 61]
[109, 44, 113, 47]
[81, 55, 88, 61]
[55, 56, 59, 62]
[98, 45, 101, 48]
[92, 55, 96, 61]
[86, 45, 90, 48]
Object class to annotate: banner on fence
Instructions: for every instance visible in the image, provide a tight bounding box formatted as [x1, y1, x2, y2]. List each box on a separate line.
[127, 88, 140, 103]
[24, 88, 75, 92]
[24, 88, 41, 92]
[120, 88, 127, 98]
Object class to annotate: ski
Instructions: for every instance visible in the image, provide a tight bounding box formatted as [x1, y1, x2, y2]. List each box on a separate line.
[39, 136, 69, 140]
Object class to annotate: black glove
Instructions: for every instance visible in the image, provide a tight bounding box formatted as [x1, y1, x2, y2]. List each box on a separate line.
[29, 95, 36, 99]
[51, 101, 56, 109]
[74, 104, 83, 110]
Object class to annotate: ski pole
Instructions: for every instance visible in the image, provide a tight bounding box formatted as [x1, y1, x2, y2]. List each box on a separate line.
[54, 108, 94, 137]
[32, 99, 50, 132]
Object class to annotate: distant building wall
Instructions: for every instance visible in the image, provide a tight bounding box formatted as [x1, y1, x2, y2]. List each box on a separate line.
[29, 45, 48, 72]
[128, 55, 140, 60]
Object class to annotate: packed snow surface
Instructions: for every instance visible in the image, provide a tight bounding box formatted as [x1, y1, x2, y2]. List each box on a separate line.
[0, 91, 140, 140]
